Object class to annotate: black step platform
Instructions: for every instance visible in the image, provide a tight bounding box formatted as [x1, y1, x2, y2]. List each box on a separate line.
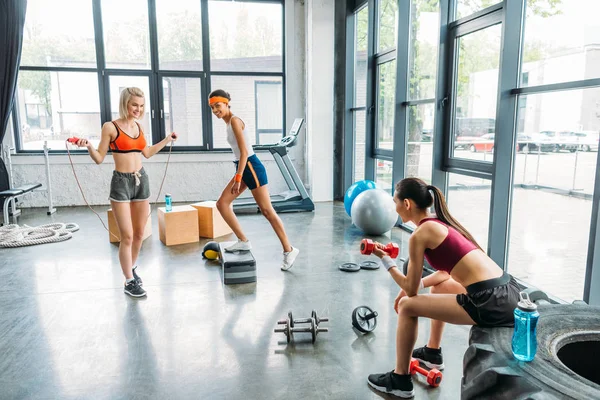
[219, 242, 257, 285]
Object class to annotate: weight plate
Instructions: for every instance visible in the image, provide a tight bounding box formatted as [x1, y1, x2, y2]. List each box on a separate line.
[359, 260, 380, 270]
[352, 305, 377, 333]
[288, 311, 294, 328]
[338, 262, 360, 272]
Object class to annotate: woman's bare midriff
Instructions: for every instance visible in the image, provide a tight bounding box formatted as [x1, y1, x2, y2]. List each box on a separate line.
[450, 249, 504, 288]
[113, 152, 143, 173]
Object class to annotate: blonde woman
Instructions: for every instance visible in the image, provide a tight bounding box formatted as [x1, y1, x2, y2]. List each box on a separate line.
[74, 87, 176, 297]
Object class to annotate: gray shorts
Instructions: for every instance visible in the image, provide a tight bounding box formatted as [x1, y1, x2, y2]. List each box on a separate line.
[109, 168, 150, 202]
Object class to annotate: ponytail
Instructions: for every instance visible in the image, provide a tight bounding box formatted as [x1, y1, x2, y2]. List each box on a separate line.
[427, 185, 483, 251]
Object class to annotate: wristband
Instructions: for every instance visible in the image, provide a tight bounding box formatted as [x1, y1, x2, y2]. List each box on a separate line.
[381, 256, 396, 271]
[234, 173, 243, 183]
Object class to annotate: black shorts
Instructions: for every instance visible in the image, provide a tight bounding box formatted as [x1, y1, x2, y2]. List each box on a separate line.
[456, 273, 521, 327]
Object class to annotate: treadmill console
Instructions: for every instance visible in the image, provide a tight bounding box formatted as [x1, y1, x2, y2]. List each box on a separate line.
[253, 118, 304, 150]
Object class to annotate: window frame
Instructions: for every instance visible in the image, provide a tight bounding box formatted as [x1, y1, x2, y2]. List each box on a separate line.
[13, 0, 286, 154]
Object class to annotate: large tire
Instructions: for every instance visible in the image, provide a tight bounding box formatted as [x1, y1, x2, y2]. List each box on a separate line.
[461, 304, 600, 400]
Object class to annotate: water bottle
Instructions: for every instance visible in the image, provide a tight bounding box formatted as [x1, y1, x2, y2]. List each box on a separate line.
[512, 291, 539, 362]
[165, 193, 172, 212]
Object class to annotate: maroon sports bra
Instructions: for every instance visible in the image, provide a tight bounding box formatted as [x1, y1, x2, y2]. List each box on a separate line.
[418, 217, 478, 273]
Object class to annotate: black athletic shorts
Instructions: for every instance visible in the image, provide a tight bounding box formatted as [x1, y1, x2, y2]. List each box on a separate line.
[456, 272, 521, 327]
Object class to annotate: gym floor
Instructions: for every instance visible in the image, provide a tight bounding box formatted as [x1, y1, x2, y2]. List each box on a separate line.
[0, 203, 470, 399]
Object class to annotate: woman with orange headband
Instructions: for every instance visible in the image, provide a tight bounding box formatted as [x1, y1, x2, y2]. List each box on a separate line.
[208, 89, 299, 271]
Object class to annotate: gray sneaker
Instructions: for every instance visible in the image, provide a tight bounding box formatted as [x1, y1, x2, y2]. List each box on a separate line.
[224, 240, 252, 252]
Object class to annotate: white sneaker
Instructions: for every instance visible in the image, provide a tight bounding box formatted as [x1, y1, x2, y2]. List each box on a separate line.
[281, 247, 300, 271]
[224, 240, 252, 252]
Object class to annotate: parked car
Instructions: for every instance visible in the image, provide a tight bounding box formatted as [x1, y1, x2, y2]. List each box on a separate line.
[517, 133, 558, 153]
[466, 133, 495, 152]
[539, 131, 580, 152]
[576, 131, 599, 152]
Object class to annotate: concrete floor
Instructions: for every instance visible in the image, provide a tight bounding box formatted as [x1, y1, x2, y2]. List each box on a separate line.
[0, 202, 470, 400]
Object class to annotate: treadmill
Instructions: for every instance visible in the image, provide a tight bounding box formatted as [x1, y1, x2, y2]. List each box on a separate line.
[233, 118, 315, 213]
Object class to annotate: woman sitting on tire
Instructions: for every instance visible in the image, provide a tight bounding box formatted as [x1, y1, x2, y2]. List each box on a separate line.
[366, 177, 520, 398]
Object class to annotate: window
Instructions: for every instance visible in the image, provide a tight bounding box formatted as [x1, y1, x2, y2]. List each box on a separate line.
[521, 0, 600, 87]
[408, 0, 440, 101]
[255, 81, 283, 145]
[406, 103, 435, 182]
[353, 5, 369, 182]
[456, 1, 501, 20]
[17, 71, 101, 150]
[162, 77, 203, 146]
[15, 1, 286, 153]
[451, 24, 502, 161]
[21, 0, 96, 67]
[377, 0, 398, 53]
[156, 0, 203, 71]
[375, 159, 393, 191]
[208, 1, 283, 73]
[447, 173, 492, 252]
[376, 60, 396, 150]
[210, 75, 283, 149]
[101, 0, 151, 70]
[510, 88, 600, 302]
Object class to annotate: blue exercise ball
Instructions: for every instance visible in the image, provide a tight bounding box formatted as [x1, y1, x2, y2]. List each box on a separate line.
[344, 180, 377, 216]
[351, 189, 397, 235]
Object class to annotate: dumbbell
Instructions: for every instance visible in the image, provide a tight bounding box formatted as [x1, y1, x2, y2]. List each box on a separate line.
[409, 358, 442, 387]
[278, 310, 329, 328]
[360, 239, 399, 259]
[274, 318, 328, 343]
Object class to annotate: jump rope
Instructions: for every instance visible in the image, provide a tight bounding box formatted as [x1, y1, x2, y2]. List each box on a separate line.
[65, 133, 177, 241]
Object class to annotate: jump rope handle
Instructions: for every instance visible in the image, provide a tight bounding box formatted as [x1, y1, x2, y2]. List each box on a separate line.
[171, 132, 178, 140]
[66, 137, 80, 144]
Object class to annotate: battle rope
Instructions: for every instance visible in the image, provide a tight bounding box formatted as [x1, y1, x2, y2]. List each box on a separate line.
[66, 138, 174, 241]
[0, 223, 79, 248]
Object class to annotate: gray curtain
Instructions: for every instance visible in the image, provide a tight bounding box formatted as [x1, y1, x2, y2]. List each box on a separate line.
[0, 0, 27, 143]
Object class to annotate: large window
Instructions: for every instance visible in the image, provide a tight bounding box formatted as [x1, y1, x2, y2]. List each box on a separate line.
[521, 0, 600, 87]
[14, 0, 285, 152]
[17, 71, 102, 150]
[208, 1, 283, 73]
[510, 88, 600, 302]
[451, 24, 502, 160]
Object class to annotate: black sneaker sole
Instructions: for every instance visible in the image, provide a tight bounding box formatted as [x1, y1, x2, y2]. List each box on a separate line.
[367, 379, 415, 398]
[414, 357, 445, 370]
[124, 289, 147, 297]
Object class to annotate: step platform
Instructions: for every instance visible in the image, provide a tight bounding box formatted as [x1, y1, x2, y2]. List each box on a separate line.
[219, 242, 257, 285]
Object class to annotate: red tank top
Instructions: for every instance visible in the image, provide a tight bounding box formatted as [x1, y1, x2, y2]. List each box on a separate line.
[419, 217, 478, 273]
[109, 121, 147, 153]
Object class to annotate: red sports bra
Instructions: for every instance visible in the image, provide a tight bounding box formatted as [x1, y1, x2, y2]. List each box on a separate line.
[109, 121, 147, 153]
[418, 217, 478, 273]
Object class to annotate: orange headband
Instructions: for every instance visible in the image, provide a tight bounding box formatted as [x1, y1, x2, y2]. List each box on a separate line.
[209, 96, 229, 105]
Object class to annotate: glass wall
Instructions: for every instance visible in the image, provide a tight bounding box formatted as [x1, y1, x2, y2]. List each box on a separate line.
[16, 0, 285, 151]
[353, 5, 368, 182]
[509, 88, 600, 302]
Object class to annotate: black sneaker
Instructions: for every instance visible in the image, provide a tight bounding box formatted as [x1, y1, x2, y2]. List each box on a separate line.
[124, 280, 146, 297]
[132, 266, 143, 286]
[367, 371, 414, 398]
[412, 346, 444, 370]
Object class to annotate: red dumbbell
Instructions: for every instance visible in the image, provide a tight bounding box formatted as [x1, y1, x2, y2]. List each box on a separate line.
[409, 358, 442, 388]
[66, 137, 81, 144]
[360, 238, 399, 259]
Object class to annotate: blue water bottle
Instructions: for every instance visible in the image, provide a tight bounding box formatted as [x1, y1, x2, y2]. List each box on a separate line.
[512, 291, 539, 362]
[165, 193, 172, 212]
